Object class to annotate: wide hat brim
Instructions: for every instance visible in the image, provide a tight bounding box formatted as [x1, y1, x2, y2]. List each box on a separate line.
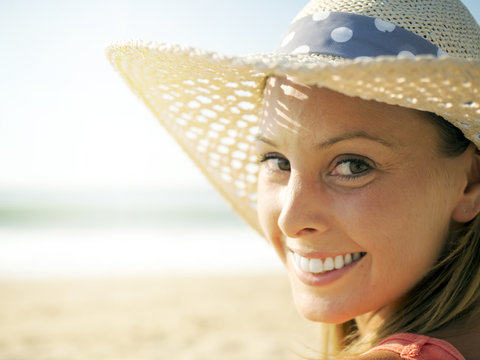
[107, 41, 480, 234]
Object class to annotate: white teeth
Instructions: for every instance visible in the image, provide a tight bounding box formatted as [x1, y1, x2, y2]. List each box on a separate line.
[323, 257, 334, 271]
[310, 258, 323, 273]
[291, 251, 364, 274]
[300, 256, 310, 272]
[344, 253, 352, 265]
[294, 252, 301, 265]
[334, 255, 344, 269]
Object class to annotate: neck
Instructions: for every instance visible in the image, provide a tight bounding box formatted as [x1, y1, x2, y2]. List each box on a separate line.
[355, 305, 393, 338]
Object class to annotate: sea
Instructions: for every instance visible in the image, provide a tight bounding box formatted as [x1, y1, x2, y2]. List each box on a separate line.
[0, 188, 283, 279]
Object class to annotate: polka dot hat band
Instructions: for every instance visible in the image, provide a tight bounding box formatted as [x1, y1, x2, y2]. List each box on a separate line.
[276, 12, 446, 59]
[107, 0, 480, 233]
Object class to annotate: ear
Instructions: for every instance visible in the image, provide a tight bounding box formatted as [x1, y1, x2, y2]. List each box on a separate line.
[452, 146, 480, 223]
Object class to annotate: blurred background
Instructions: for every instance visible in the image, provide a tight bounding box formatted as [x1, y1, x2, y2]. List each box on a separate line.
[1, 0, 479, 278]
[0, 0, 314, 279]
[0, 2, 315, 358]
[1, 1, 479, 359]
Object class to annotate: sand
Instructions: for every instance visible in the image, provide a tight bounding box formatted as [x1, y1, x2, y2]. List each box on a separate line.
[0, 274, 322, 360]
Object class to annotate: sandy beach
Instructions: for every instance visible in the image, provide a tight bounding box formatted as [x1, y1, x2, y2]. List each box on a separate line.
[0, 274, 322, 360]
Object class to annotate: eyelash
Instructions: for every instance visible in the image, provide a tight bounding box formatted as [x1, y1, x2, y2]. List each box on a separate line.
[332, 158, 372, 180]
[258, 153, 373, 180]
[258, 153, 291, 171]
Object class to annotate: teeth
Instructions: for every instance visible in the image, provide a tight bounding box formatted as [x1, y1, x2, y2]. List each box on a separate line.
[310, 258, 323, 273]
[291, 251, 364, 274]
[300, 256, 310, 272]
[334, 255, 344, 269]
[344, 253, 352, 265]
[323, 257, 334, 271]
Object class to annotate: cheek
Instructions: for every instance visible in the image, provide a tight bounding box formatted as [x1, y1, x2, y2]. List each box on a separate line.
[257, 178, 287, 263]
[256, 175, 271, 230]
[336, 171, 451, 273]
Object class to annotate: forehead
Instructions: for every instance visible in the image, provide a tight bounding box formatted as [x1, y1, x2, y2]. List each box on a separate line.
[260, 76, 436, 149]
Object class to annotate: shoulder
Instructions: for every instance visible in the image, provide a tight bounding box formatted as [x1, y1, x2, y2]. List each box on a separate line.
[362, 333, 465, 360]
[340, 350, 402, 359]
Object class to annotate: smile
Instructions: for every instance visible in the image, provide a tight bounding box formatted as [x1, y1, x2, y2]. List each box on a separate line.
[291, 251, 366, 274]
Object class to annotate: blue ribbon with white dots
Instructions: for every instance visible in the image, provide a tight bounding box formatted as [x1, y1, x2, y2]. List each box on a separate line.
[276, 12, 446, 59]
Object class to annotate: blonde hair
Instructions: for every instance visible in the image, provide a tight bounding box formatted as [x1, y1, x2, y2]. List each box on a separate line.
[322, 114, 480, 358]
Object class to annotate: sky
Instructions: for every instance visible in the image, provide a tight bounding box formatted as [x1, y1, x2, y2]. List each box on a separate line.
[1, 0, 479, 192]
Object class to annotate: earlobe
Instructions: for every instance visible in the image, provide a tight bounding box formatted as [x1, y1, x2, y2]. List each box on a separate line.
[452, 183, 480, 223]
[452, 148, 480, 223]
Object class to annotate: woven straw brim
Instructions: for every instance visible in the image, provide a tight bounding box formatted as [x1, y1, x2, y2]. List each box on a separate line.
[106, 41, 480, 234]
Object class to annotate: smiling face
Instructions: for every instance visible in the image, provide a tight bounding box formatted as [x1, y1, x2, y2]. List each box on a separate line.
[256, 76, 473, 329]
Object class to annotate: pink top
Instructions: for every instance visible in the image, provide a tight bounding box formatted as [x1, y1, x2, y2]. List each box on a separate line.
[364, 333, 465, 360]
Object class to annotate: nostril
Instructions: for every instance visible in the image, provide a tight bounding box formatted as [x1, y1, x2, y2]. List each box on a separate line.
[297, 227, 317, 235]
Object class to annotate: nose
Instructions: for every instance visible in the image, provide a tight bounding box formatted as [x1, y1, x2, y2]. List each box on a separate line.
[277, 172, 330, 238]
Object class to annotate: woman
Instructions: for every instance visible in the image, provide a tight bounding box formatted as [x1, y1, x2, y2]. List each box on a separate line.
[107, 0, 480, 358]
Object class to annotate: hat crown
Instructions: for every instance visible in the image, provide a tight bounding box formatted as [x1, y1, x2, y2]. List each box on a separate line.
[293, 0, 480, 59]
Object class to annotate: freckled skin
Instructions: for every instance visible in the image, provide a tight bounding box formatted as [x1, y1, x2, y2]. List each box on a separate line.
[256, 76, 473, 332]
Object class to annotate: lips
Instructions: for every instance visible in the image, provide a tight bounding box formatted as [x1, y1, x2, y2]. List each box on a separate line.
[291, 251, 366, 274]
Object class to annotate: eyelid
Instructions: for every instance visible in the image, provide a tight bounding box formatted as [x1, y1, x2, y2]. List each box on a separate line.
[258, 152, 286, 162]
[330, 154, 376, 169]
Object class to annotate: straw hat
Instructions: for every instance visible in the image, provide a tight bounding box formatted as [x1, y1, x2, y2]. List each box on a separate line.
[106, 0, 480, 234]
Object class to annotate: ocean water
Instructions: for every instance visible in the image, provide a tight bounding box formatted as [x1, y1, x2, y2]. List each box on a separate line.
[0, 189, 284, 279]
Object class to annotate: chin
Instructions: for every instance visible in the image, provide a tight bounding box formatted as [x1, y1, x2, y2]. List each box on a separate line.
[295, 302, 355, 324]
[288, 276, 357, 324]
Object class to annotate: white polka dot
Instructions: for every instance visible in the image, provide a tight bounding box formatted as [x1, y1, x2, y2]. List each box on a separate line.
[331, 27, 353, 43]
[398, 50, 415, 58]
[281, 31, 295, 47]
[437, 48, 448, 57]
[292, 45, 310, 54]
[374, 18, 396, 32]
[312, 11, 330, 21]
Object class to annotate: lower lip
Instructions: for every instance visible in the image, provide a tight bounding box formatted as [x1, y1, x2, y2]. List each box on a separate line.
[288, 251, 363, 287]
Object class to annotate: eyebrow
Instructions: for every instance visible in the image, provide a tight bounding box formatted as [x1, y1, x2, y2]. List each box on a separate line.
[255, 134, 277, 147]
[255, 131, 394, 149]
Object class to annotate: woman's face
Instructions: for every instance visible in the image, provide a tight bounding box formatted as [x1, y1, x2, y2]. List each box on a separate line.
[256, 76, 472, 327]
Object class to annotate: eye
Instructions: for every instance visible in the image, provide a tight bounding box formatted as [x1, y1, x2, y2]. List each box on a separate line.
[259, 153, 291, 172]
[331, 158, 371, 177]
